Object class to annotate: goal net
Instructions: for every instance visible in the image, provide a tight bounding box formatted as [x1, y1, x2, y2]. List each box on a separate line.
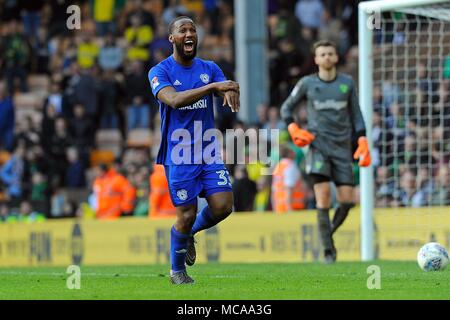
[360, 0, 450, 260]
[373, 2, 450, 208]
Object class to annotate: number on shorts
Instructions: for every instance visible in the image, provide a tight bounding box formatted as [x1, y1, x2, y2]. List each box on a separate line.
[216, 170, 231, 186]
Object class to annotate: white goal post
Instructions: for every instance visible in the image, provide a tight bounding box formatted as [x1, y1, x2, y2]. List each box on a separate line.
[358, 0, 450, 261]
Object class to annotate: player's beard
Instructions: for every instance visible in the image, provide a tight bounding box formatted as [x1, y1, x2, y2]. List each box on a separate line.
[175, 41, 197, 61]
[322, 60, 337, 71]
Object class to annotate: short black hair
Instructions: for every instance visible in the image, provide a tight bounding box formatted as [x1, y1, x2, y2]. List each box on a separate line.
[312, 40, 337, 55]
[168, 16, 194, 35]
[99, 163, 109, 172]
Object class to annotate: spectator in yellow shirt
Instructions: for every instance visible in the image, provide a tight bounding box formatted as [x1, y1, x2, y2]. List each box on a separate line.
[93, 0, 116, 36]
[125, 14, 153, 63]
[77, 35, 100, 69]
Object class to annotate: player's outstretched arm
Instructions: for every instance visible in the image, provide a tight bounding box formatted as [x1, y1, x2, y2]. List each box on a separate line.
[157, 85, 216, 109]
[156, 81, 239, 109]
[214, 80, 239, 94]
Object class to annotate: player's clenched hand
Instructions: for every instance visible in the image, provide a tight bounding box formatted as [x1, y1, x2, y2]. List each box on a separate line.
[214, 80, 240, 94]
[222, 90, 240, 112]
[287, 123, 315, 147]
[353, 136, 371, 167]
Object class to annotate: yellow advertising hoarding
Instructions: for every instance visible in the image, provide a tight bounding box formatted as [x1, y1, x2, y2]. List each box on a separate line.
[373, 206, 450, 260]
[0, 207, 449, 267]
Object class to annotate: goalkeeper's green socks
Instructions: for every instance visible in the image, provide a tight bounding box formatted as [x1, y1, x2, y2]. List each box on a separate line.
[317, 208, 336, 262]
[331, 203, 354, 235]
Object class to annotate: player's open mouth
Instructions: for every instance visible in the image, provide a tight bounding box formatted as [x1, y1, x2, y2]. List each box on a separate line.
[184, 40, 195, 53]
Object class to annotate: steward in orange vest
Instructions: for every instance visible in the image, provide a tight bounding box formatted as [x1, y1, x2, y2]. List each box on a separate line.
[271, 146, 306, 213]
[93, 164, 136, 220]
[149, 164, 176, 218]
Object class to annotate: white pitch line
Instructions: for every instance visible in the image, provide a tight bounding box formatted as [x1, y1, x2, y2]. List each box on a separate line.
[0, 271, 244, 278]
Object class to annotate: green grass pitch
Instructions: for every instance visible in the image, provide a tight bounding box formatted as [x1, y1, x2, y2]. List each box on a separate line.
[0, 261, 449, 300]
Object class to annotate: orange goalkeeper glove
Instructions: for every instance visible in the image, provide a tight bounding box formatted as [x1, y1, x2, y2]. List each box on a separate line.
[353, 136, 371, 167]
[287, 123, 315, 147]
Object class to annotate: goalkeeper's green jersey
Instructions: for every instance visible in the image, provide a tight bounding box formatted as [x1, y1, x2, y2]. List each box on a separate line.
[280, 73, 366, 145]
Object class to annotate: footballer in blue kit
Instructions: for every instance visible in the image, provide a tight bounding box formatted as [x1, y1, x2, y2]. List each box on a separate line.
[148, 16, 240, 284]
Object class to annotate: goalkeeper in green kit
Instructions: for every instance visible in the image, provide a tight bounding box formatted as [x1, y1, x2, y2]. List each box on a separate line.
[280, 40, 371, 263]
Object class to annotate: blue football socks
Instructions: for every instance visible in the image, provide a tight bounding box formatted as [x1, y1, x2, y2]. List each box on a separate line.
[170, 226, 190, 273]
[191, 206, 218, 235]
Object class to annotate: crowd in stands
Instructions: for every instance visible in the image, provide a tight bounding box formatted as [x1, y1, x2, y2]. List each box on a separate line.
[0, 0, 448, 223]
[369, 13, 450, 208]
[371, 68, 450, 208]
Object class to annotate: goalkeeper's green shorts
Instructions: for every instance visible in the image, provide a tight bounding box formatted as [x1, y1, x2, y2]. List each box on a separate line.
[305, 144, 355, 187]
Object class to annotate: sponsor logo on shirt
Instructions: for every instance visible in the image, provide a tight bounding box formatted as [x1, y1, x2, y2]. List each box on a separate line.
[178, 98, 208, 110]
[174, 80, 182, 86]
[313, 100, 347, 111]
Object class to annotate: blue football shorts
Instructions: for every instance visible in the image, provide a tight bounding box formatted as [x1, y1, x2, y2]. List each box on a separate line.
[164, 163, 232, 207]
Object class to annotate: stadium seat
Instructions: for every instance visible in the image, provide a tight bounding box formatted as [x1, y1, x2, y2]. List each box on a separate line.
[13, 92, 42, 127]
[14, 109, 40, 129]
[28, 75, 50, 93]
[126, 129, 153, 148]
[13, 92, 40, 109]
[95, 129, 123, 156]
[90, 149, 115, 167]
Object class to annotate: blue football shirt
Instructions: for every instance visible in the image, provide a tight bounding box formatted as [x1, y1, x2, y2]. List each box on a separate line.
[149, 55, 226, 165]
